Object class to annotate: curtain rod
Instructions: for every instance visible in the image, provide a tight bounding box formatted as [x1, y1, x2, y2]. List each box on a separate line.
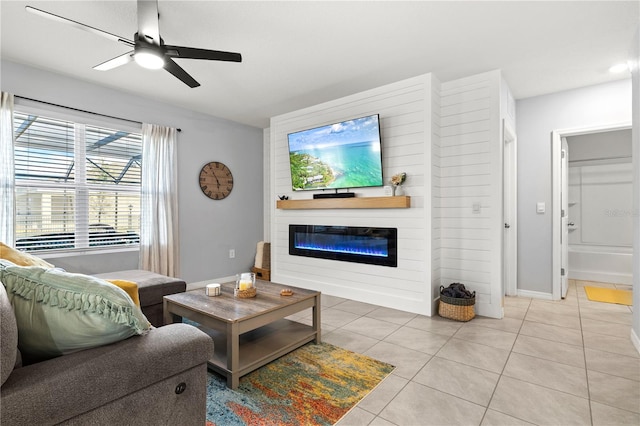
[15, 95, 182, 132]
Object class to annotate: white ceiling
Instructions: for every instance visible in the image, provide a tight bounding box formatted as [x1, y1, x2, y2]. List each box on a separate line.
[1, 1, 638, 128]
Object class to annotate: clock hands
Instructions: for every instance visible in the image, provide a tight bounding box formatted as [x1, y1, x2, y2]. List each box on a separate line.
[200, 161, 233, 200]
[208, 163, 221, 188]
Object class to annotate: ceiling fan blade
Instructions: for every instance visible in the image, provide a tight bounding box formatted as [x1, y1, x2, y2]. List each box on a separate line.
[164, 58, 200, 88]
[164, 45, 242, 62]
[25, 6, 134, 47]
[137, 0, 160, 46]
[94, 51, 134, 71]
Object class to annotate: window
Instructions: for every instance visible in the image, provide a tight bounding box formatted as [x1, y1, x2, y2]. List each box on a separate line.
[13, 111, 142, 252]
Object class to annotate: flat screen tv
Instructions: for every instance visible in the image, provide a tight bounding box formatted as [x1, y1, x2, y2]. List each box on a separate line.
[287, 114, 383, 191]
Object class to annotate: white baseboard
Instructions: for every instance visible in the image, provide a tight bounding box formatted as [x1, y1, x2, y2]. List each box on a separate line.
[517, 289, 553, 300]
[187, 275, 235, 291]
[632, 328, 640, 355]
[272, 273, 432, 316]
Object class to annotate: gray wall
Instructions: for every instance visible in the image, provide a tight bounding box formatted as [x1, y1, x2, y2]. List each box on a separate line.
[1, 60, 263, 283]
[567, 130, 633, 248]
[516, 79, 632, 294]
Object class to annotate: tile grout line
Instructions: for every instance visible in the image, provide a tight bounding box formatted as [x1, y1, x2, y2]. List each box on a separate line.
[347, 304, 415, 426]
[358, 307, 466, 425]
[576, 283, 595, 426]
[479, 297, 536, 426]
[377, 317, 469, 424]
[576, 281, 640, 421]
[332, 289, 636, 425]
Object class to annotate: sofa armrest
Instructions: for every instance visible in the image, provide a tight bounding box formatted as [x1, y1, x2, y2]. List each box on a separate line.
[1, 323, 213, 425]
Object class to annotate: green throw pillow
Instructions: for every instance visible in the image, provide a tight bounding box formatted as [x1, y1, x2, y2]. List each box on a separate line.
[0, 259, 150, 364]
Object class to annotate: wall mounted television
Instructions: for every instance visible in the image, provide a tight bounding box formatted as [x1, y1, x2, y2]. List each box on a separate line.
[287, 114, 383, 191]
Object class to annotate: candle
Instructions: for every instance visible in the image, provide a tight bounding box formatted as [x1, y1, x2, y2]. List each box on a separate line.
[206, 283, 221, 296]
[239, 281, 252, 290]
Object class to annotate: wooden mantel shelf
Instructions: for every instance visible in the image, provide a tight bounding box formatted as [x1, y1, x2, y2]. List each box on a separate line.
[276, 196, 410, 210]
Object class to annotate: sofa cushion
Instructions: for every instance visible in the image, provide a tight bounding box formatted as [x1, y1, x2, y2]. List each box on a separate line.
[106, 279, 141, 308]
[0, 260, 150, 364]
[0, 242, 54, 268]
[0, 283, 18, 385]
[93, 270, 186, 307]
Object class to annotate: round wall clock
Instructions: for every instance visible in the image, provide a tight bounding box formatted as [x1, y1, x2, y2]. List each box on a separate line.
[199, 161, 233, 200]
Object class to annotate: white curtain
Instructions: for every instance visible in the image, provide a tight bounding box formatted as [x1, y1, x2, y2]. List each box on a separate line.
[0, 92, 15, 245]
[140, 123, 179, 277]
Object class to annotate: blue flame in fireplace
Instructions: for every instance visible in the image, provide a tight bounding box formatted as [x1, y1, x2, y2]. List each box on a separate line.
[294, 233, 388, 258]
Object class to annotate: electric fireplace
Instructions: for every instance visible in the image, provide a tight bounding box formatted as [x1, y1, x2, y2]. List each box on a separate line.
[289, 225, 397, 267]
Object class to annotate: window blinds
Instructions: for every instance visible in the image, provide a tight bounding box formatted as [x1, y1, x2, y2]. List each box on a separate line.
[13, 111, 142, 252]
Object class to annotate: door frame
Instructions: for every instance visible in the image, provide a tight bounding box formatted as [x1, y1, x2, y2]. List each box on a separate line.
[503, 120, 517, 296]
[551, 122, 631, 300]
[560, 136, 569, 298]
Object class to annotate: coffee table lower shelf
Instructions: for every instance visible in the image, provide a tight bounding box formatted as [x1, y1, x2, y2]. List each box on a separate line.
[163, 281, 321, 389]
[195, 319, 317, 383]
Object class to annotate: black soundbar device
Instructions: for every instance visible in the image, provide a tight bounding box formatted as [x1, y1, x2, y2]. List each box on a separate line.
[313, 192, 356, 199]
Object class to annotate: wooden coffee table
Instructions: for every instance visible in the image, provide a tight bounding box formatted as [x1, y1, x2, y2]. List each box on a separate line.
[163, 280, 321, 389]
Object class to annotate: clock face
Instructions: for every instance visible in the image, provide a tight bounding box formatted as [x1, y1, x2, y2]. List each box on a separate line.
[199, 161, 233, 200]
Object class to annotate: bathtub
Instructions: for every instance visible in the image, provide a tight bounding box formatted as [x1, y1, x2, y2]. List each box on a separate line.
[568, 244, 633, 285]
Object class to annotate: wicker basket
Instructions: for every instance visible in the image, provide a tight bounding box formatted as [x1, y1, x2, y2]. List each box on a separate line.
[438, 286, 475, 322]
[251, 267, 271, 281]
[234, 287, 257, 298]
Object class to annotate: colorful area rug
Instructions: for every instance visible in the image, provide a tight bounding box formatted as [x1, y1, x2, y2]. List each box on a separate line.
[204, 342, 394, 426]
[584, 286, 632, 306]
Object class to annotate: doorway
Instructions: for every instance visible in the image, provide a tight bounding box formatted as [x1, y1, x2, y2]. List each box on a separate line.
[551, 123, 632, 300]
[503, 120, 517, 297]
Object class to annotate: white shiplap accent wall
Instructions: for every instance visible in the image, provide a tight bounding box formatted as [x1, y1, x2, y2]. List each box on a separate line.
[437, 70, 503, 318]
[263, 128, 271, 242]
[270, 74, 435, 315]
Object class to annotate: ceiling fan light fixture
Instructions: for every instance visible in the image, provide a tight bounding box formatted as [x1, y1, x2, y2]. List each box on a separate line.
[27, 0, 241, 87]
[134, 47, 164, 69]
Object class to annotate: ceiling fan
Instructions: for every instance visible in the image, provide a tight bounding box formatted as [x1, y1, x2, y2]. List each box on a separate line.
[26, 0, 242, 88]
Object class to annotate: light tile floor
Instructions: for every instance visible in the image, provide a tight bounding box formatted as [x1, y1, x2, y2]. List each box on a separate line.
[289, 280, 639, 425]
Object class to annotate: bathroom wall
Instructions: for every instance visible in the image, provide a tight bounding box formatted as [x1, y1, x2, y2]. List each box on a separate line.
[567, 130, 633, 284]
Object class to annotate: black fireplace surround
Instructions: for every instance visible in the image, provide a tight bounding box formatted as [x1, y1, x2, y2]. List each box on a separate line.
[289, 225, 397, 267]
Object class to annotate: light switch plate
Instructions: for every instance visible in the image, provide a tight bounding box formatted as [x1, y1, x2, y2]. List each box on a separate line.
[536, 202, 545, 214]
[472, 202, 481, 214]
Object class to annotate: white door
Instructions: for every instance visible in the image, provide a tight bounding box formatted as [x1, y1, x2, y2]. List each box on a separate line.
[560, 137, 569, 298]
[503, 121, 517, 296]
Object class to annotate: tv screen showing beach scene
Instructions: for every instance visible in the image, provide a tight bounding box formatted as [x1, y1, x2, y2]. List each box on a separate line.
[287, 114, 384, 191]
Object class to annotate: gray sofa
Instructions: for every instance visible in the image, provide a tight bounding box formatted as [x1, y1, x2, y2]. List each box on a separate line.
[0, 283, 214, 425]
